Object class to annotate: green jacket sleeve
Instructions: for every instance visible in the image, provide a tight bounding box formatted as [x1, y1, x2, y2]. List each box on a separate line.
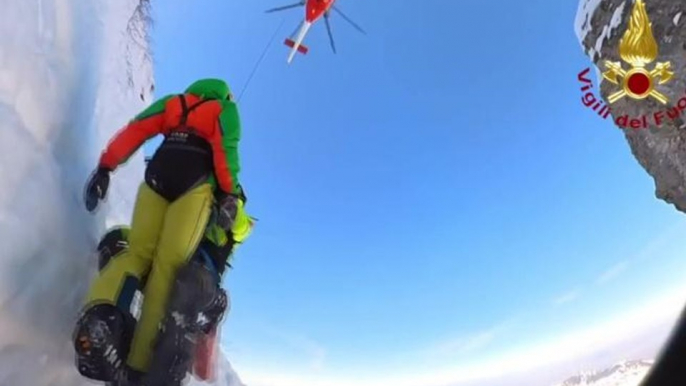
[218, 100, 242, 194]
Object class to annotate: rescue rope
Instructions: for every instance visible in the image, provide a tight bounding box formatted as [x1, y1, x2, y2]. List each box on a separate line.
[236, 18, 286, 102]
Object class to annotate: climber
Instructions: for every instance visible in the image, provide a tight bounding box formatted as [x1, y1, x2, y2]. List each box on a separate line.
[73, 78, 252, 386]
[87, 203, 253, 385]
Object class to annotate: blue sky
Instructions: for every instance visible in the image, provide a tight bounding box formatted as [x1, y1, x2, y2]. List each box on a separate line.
[147, 0, 686, 384]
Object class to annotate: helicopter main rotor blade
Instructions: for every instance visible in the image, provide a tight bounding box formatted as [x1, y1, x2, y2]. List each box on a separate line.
[332, 5, 366, 35]
[324, 13, 337, 53]
[265, 1, 305, 13]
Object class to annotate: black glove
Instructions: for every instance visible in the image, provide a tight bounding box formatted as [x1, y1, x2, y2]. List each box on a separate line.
[215, 192, 238, 231]
[84, 166, 111, 212]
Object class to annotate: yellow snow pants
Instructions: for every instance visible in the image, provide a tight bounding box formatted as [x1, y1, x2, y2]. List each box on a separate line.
[84, 182, 213, 372]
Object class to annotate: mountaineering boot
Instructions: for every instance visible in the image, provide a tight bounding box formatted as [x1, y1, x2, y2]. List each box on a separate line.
[140, 261, 223, 386]
[200, 287, 228, 334]
[191, 287, 229, 381]
[73, 304, 135, 382]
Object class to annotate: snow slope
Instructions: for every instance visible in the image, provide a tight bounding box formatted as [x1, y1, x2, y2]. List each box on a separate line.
[0, 1, 242, 385]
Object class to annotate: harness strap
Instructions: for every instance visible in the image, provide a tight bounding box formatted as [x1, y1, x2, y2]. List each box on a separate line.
[178, 94, 212, 126]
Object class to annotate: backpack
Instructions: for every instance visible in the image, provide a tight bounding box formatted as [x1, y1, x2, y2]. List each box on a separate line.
[144, 94, 215, 201]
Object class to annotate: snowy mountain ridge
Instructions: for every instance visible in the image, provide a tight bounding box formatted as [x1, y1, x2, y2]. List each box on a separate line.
[553, 360, 652, 386]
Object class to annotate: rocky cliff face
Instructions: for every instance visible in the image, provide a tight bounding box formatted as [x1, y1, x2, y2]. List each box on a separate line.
[575, 0, 686, 213]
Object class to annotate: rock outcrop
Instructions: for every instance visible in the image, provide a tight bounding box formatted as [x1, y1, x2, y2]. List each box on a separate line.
[575, 0, 686, 212]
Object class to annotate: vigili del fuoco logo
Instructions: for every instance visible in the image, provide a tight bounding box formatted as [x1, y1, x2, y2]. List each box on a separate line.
[578, 0, 686, 129]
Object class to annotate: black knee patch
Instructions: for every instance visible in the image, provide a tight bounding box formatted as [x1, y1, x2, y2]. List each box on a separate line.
[97, 228, 129, 271]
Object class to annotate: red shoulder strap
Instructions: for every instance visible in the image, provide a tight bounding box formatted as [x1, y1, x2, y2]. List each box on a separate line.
[178, 94, 212, 126]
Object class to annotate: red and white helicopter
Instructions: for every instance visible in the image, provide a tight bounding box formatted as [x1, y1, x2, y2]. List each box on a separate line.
[266, 0, 366, 63]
